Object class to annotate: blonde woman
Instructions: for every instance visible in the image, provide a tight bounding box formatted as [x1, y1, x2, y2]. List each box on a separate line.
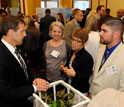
[43, 21, 71, 83]
[84, 15, 100, 66]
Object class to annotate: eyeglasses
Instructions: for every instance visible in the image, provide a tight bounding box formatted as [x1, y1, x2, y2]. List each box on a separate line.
[72, 38, 82, 43]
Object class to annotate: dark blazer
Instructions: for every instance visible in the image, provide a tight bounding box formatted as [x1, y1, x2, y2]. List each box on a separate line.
[40, 15, 56, 42]
[0, 41, 36, 107]
[66, 48, 93, 93]
[22, 31, 41, 67]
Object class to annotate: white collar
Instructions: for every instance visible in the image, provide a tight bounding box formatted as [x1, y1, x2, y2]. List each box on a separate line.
[74, 19, 78, 25]
[1, 39, 16, 55]
[121, 16, 124, 20]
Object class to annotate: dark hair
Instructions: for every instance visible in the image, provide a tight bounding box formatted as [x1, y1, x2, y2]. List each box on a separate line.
[74, 8, 81, 15]
[45, 9, 51, 14]
[98, 15, 113, 31]
[0, 15, 25, 35]
[0, 9, 7, 16]
[57, 13, 64, 22]
[96, 5, 104, 12]
[106, 8, 111, 15]
[73, 28, 88, 44]
[85, 8, 91, 15]
[102, 17, 123, 36]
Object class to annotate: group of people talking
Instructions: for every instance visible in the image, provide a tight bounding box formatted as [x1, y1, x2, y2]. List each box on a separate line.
[0, 6, 124, 107]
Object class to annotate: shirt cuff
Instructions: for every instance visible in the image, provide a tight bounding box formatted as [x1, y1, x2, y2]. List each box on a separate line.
[33, 84, 37, 92]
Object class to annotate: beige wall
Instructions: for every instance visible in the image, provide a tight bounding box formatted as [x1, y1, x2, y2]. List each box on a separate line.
[59, 0, 73, 8]
[107, 0, 124, 17]
[59, 0, 124, 17]
[18, 0, 124, 17]
[11, 0, 18, 8]
[91, 0, 124, 17]
[20, 0, 41, 16]
[0, 0, 1, 8]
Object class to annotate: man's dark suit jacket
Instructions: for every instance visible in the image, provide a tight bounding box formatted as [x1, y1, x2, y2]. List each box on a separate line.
[40, 15, 56, 42]
[0, 41, 36, 107]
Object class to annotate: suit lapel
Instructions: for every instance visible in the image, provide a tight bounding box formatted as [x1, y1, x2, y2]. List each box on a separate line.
[71, 19, 81, 29]
[0, 42, 25, 72]
[94, 44, 106, 77]
[95, 43, 122, 77]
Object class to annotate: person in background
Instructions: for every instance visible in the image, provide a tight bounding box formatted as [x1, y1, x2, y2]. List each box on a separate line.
[87, 10, 97, 19]
[0, 9, 7, 17]
[17, 11, 24, 19]
[40, 8, 56, 43]
[116, 9, 124, 42]
[39, 9, 56, 59]
[63, 9, 83, 45]
[22, 16, 41, 73]
[56, 12, 65, 26]
[6, 7, 11, 15]
[79, 8, 91, 28]
[98, 14, 113, 31]
[84, 15, 100, 66]
[43, 21, 71, 84]
[32, 13, 40, 31]
[62, 29, 93, 95]
[117, 8, 124, 23]
[69, 8, 75, 21]
[0, 15, 3, 40]
[105, 8, 111, 16]
[95, 5, 105, 20]
[0, 15, 49, 107]
[89, 18, 124, 99]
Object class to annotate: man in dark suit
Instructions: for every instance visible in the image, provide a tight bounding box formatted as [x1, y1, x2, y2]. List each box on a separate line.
[40, 9, 56, 44]
[0, 15, 49, 107]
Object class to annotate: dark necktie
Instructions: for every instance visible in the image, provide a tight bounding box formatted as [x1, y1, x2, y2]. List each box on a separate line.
[99, 50, 109, 71]
[15, 49, 29, 80]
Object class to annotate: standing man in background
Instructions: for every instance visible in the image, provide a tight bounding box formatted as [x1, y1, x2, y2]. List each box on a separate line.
[95, 5, 105, 20]
[0, 15, 49, 107]
[69, 8, 75, 21]
[117, 8, 124, 23]
[40, 9, 56, 45]
[63, 9, 83, 45]
[89, 18, 124, 99]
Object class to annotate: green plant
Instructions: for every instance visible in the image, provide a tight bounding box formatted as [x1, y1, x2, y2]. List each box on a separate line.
[42, 89, 75, 107]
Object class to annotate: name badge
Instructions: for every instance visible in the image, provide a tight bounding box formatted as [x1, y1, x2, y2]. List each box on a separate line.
[51, 50, 60, 58]
[105, 65, 117, 75]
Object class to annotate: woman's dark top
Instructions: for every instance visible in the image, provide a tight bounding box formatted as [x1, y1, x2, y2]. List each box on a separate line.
[66, 48, 93, 93]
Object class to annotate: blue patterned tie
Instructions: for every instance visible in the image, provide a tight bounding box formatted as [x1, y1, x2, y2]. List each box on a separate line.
[99, 50, 109, 71]
[76, 23, 80, 29]
[15, 49, 29, 80]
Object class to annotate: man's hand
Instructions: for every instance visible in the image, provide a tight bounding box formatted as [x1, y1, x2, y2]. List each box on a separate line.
[88, 92, 92, 99]
[33, 78, 49, 92]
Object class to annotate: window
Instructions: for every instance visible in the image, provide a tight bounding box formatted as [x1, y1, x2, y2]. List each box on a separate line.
[41, 1, 45, 8]
[47, 1, 57, 8]
[41, 0, 59, 8]
[74, 0, 89, 10]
